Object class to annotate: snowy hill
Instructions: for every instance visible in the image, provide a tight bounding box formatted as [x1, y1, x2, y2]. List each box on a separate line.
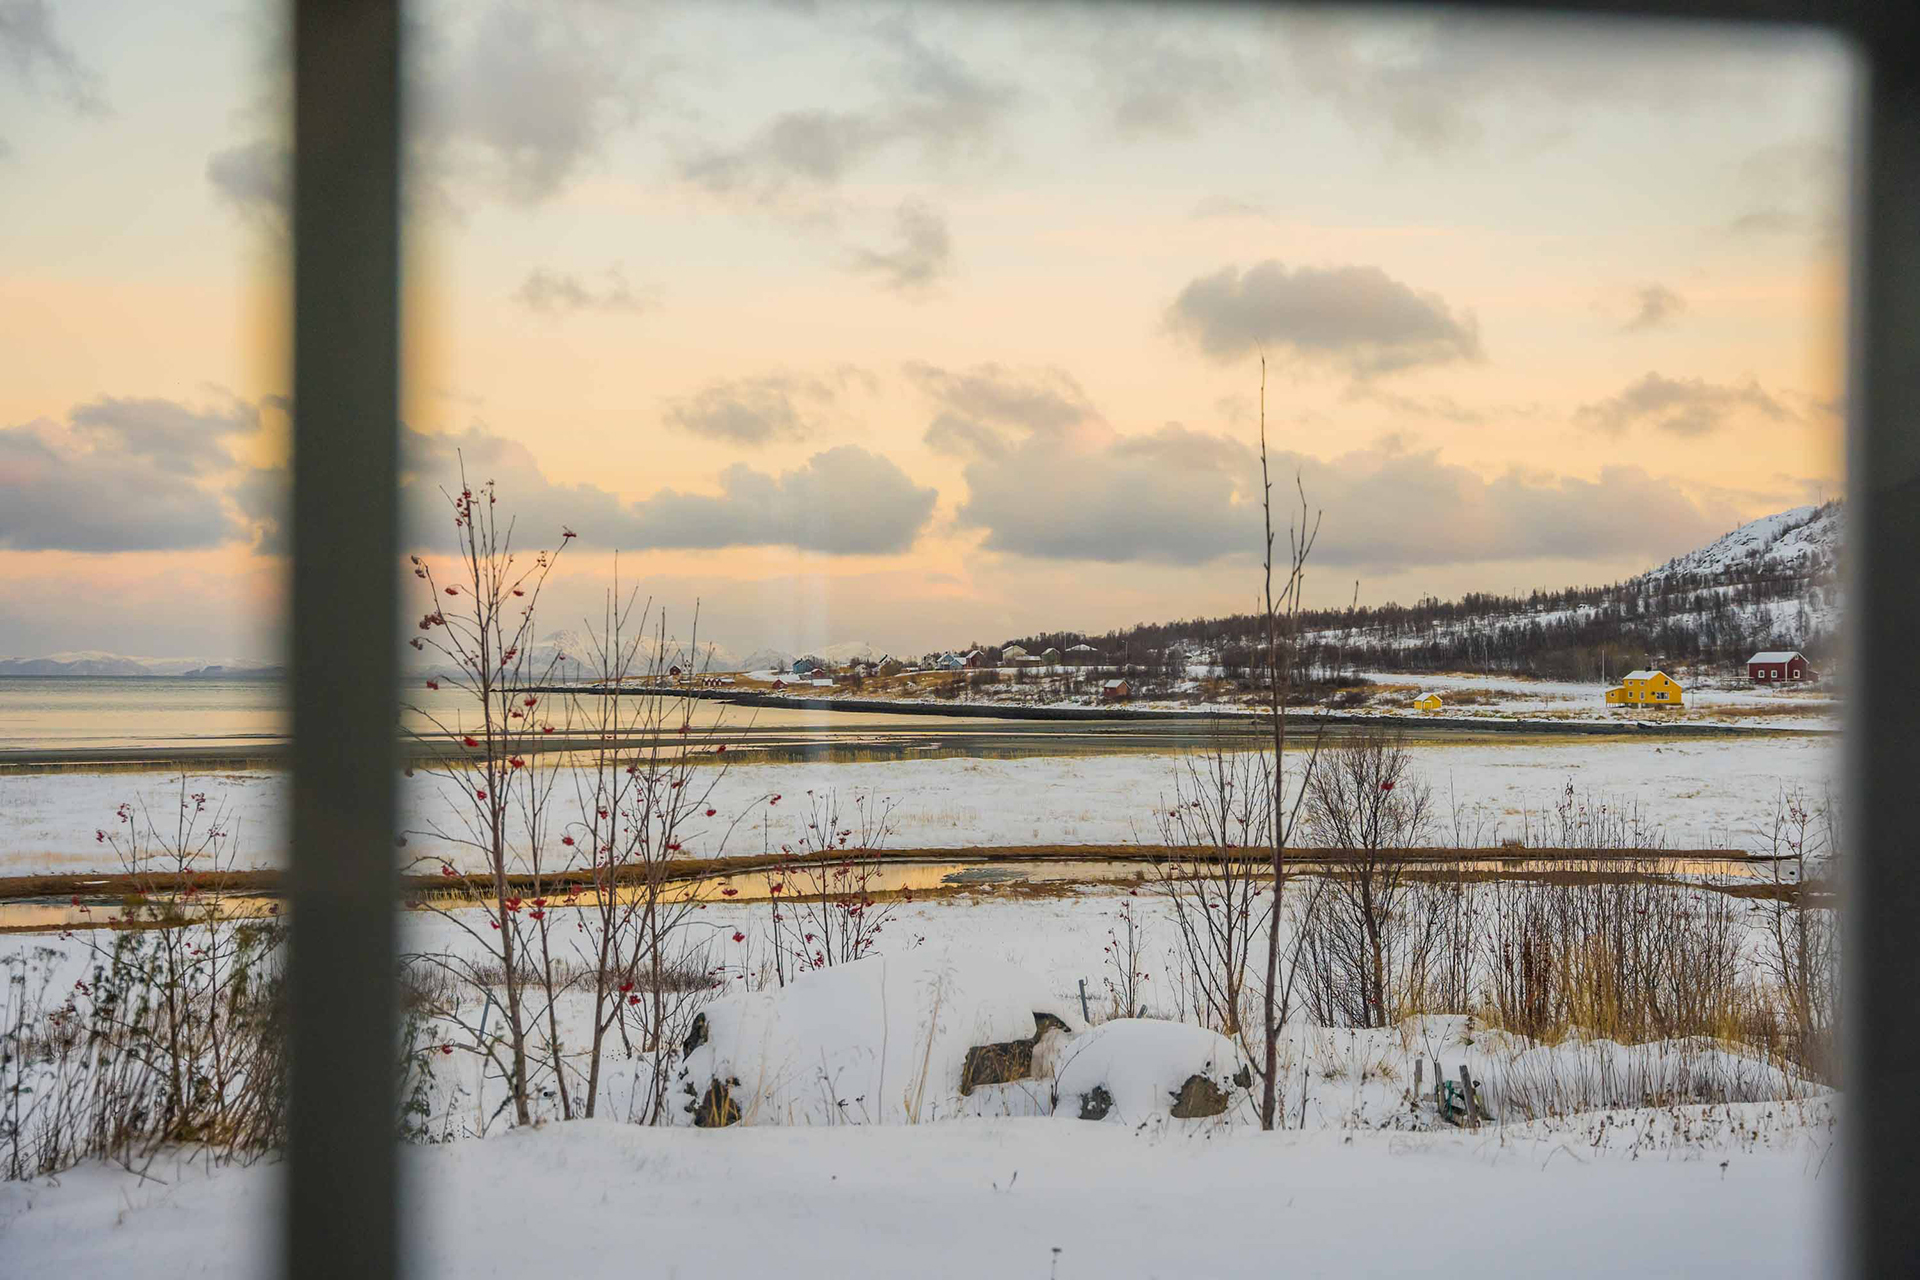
[1645, 503, 1841, 583]
[992, 503, 1843, 684]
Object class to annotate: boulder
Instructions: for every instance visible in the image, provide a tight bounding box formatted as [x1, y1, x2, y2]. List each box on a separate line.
[674, 950, 1077, 1125]
[1053, 1019, 1254, 1126]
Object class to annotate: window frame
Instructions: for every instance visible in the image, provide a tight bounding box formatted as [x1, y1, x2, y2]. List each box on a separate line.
[284, 3, 1919, 1277]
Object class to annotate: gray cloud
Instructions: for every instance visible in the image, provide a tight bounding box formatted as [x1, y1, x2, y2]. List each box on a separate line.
[923, 411, 1009, 461]
[414, 2, 643, 205]
[514, 265, 654, 315]
[1621, 283, 1685, 333]
[680, 23, 1012, 206]
[1576, 372, 1791, 438]
[1081, 14, 1255, 140]
[848, 199, 951, 292]
[663, 374, 840, 447]
[1724, 139, 1844, 243]
[206, 140, 291, 222]
[1281, 12, 1802, 154]
[906, 362, 1094, 436]
[953, 422, 1727, 570]
[402, 428, 932, 555]
[0, 398, 258, 552]
[624, 446, 936, 554]
[1, 1, 104, 113]
[1166, 260, 1482, 375]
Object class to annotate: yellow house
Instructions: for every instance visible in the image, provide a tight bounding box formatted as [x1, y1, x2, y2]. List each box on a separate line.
[1605, 669, 1684, 708]
[1412, 692, 1444, 712]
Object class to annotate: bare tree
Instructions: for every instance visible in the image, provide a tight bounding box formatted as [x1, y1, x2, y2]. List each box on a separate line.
[1254, 355, 1327, 1129]
[1296, 730, 1435, 1027]
[403, 473, 570, 1127]
[1151, 745, 1274, 1038]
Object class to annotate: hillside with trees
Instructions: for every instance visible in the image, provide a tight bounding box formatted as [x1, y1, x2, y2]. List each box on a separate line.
[990, 502, 1841, 685]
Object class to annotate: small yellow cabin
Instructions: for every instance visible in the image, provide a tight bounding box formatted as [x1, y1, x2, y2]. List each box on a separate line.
[1412, 692, 1444, 712]
[1605, 669, 1684, 708]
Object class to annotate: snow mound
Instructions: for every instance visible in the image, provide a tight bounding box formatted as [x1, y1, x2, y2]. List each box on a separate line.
[1052, 1019, 1254, 1126]
[673, 949, 1076, 1126]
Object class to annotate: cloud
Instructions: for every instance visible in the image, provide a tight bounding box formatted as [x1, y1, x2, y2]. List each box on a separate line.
[1575, 372, 1791, 438]
[663, 374, 840, 447]
[848, 199, 951, 292]
[0, 1, 105, 113]
[206, 140, 291, 222]
[679, 22, 1013, 206]
[514, 265, 653, 315]
[906, 362, 1094, 435]
[923, 411, 1009, 461]
[401, 427, 932, 555]
[1166, 260, 1482, 375]
[1280, 12, 1803, 154]
[1723, 138, 1844, 243]
[1083, 16, 1254, 140]
[1620, 284, 1685, 333]
[623, 446, 937, 554]
[0, 398, 259, 552]
[950, 420, 1729, 571]
[402, 0, 650, 207]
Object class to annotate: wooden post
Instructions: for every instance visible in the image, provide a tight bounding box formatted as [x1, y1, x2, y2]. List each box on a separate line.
[1077, 977, 1090, 1024]
[1414, 1057, 1424, 1111]
[1459, 1064, 1479, 1130]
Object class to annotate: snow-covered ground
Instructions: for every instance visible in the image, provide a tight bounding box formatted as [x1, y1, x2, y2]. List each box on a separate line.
[1354, 669, 1839, 730]
[0, 1106, 1836, 1280]
[2, 863, 1840, 1275]
[0, 733, 1836, 875]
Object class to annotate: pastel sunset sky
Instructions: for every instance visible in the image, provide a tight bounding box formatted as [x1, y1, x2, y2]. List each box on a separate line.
[0, 1, 1852, 662]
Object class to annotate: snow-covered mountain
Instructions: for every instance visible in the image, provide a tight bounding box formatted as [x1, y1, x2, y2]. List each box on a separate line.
[1645, 503, 1841, 583]
[738, 647, 794, 673]
[0, 652, 282, 678]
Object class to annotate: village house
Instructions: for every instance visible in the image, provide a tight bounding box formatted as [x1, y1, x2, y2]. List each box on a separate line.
[1040, 646, 1063, 665]
[963, 650, 985, 669]
[1605, 669, 1685, 708]
[1066, 643, 1099, 665]
[1413, 692, 1443, 713]
[1748, 650, 1814, 683]
[877, 657, 905, 677]
[935, 653, 964, 671]
[1001, 644, 1030, 662]
[1101, 678, 1131, 702]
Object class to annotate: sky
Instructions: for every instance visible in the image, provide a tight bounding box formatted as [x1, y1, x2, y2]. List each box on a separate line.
[0, 0, 1853, 663]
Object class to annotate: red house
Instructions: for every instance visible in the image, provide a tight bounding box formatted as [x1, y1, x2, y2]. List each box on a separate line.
[1747, 650, 1814, 684]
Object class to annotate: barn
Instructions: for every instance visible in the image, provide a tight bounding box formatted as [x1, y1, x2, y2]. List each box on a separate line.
[1100, 678, 1131, 702]
[1748, 650, 1814, 683]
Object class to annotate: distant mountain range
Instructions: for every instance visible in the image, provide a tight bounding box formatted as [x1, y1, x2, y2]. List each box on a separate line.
[0, 652, 285, 678]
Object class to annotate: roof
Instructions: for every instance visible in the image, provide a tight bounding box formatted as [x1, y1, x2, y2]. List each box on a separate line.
[1749, 650, 1806, 663]
[1101, 678, 1128, 688]
[1622, 669, 1669, 681]
[1066, 643, 1098, 652]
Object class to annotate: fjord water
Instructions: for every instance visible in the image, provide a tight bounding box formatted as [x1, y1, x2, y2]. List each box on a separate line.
[0, 675, 1055, 754]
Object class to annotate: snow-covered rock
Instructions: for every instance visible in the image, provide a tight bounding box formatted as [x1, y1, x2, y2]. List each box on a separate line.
[1052, 1019, 1255, 1126]
[673, 949, 1077, 1126]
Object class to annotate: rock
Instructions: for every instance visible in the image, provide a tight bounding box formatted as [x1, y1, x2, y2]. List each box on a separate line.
[1168, 1074, 1230, 1118]
[1053, 1019, 1253, 1125]
[688, 1077, 741, 1127]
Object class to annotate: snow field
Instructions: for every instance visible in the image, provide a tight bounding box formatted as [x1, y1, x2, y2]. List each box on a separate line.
[0, 733, 1836, 876]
